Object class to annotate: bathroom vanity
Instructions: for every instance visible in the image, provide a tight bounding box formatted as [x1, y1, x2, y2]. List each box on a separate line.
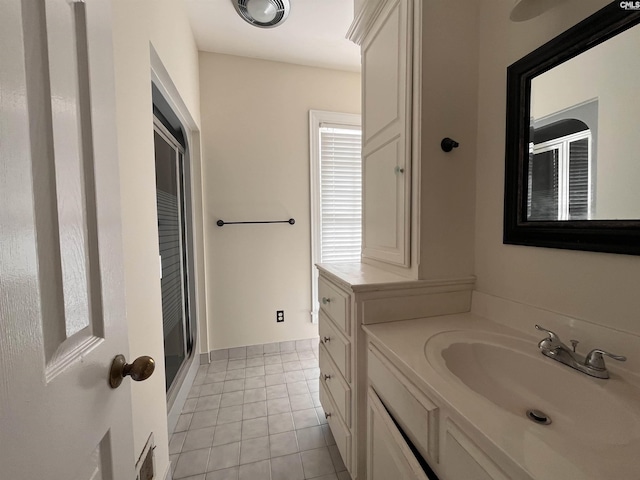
[364, 314, 640, 480]
[318, 262, 640, 480]
[316, 263, 475, 479]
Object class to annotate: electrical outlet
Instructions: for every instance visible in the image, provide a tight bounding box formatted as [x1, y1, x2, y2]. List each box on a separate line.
[276, 310, 284, 322]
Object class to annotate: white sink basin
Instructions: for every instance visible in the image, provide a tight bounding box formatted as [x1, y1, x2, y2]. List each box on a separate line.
[424, 329, 640, 474]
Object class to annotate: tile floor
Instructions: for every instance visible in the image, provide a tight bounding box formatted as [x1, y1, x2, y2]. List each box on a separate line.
[169, 342, 351, 480]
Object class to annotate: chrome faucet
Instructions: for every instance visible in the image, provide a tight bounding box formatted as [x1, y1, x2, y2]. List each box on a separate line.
[535, 325, 626, 379]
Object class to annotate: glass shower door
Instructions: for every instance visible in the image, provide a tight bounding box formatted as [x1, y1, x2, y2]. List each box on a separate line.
[154, 126, 189, 391]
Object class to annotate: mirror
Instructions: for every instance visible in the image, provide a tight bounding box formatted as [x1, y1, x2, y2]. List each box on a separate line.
[504, 3, 640, 254]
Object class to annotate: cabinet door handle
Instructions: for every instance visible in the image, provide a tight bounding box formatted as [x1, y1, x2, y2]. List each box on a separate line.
[325, 412, 332, 419]
[322, 336, 331, 343]
[323, 374, 331, 381]
[394, 166, 405, 174]
[321, 297, 331, 305]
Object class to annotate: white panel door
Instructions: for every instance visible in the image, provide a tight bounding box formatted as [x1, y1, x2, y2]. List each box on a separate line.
[361, 0, 412, 267]
[0, 1, 137, 479]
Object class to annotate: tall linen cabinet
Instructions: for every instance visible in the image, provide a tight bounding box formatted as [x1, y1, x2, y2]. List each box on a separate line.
[317, 0, 480, 478]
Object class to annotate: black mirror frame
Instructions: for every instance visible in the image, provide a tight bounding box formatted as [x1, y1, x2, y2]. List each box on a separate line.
[504, 3, 640, 255]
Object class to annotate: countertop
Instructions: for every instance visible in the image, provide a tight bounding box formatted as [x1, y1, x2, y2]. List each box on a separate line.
[316, 262, 475, 293]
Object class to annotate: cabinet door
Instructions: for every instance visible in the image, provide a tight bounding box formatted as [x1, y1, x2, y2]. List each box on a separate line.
[361, 0, 413, 267]
[368, 346, 439, 463]
[442, 420, 510, 480]
[367, 389, 431, 480]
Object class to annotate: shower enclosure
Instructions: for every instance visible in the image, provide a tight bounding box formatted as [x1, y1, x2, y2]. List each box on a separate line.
[153, 117, 194, 393]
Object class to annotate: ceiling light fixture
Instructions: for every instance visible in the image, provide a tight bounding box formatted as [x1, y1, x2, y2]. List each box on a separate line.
[510, 0, 565, 22]
[233, 0, 291, 28]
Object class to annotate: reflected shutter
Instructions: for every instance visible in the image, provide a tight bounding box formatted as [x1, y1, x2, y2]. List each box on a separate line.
[568, 138, 589, 220]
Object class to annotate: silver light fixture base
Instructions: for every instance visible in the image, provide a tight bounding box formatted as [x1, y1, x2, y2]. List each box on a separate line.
[233, 0, 291, 28]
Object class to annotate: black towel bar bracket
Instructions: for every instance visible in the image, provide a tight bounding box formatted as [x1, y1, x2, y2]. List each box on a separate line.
[216, 218, 295, 227]
[441, 137, 460, 152]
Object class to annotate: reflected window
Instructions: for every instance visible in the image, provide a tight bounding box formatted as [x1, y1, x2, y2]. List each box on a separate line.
[528, 119, 592, 221]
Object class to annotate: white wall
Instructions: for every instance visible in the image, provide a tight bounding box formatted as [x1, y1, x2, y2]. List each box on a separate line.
[475, 0, 640, 338]
[199, 53, 360, 350]
[418, 0, 478, 281]
[111, 0, 201, 476]
[531, 25, 640, 219]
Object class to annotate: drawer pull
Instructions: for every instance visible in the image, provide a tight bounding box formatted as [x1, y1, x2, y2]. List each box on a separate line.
[322, 297, 331, 305]
[325, 412, 332, 419]
[322, 336, 331, 343]
[323, 374, 332, 381]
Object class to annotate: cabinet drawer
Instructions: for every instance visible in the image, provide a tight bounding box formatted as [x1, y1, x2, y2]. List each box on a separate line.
[368, 346, 439, 464]
[318, 277, 350, 335]
[319, 311, 351, 382]
[319, 343, 351, 426]
[320, 381, 352, 474]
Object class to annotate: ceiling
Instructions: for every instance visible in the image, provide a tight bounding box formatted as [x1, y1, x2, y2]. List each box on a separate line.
[184, 0, 361, 72]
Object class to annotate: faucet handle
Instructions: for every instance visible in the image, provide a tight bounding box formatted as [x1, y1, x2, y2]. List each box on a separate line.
[585, 349, 627, 370]
[535, 325, 562, 342]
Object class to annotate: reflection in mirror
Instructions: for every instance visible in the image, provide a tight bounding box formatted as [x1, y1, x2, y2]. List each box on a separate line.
[528, 117, 592, 220]
[528, 23, 640, 221]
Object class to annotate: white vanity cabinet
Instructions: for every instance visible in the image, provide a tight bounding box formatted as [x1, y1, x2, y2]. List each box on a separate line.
[349, 0, 477, 281]
[366, 354, 510, 480]
[352, 0, 416, 268]
[317, 264, 474, 480]
[366, 397, 510, 479]
[367, 345, 440, 478]
[318, 276, 355, 476]
[365, 326, 527, 480]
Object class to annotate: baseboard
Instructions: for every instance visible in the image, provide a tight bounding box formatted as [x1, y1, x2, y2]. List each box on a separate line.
[199, 351, 210, 364]
[209, 336, 320, 361]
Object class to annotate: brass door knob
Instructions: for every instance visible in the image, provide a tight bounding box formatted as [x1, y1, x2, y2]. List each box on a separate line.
[109, 354, 155, 388]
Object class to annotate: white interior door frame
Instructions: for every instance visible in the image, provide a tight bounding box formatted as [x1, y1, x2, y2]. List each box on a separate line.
[150, 45, 207, 435]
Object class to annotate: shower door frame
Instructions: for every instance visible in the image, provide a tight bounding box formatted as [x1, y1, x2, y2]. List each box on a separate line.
[153, 116, 195, 401]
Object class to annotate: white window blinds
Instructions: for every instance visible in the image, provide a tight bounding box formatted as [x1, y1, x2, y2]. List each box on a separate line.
[319, 125, 362, 263]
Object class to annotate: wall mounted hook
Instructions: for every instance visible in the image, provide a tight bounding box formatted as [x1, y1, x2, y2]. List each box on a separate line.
[441, 137, 460, 152]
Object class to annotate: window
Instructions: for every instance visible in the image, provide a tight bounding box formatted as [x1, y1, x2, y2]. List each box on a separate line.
[309, 110, 361, 322]
[319, 125, 363, 262]
[528, 130, 591, 220]
[528, 101, 597, 221]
